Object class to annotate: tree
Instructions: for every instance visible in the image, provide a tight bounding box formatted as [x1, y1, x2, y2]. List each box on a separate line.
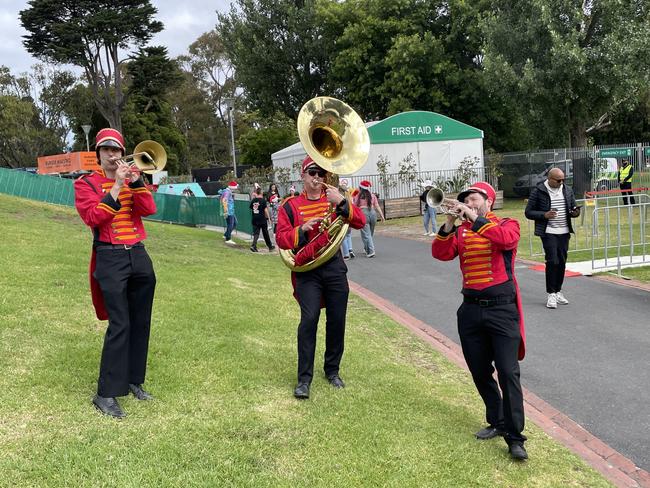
[168, 71, 225, 170]
[237, 111, 297, 167]
[175, 30, 238, 169]
[30, 64, 77, 147]
[482, 0, 650, 147]
[179, 30, 237, 126]
[0, 95, 61, 168]
[20, 0, 163, 132]
[217, 0, 329, 119]
[122, 47, 186, 175]
[0, 65, 69, 166]
[318, 0, 527, 150]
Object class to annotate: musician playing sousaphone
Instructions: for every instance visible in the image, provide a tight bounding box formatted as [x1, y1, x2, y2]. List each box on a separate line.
[74, 128, 158, 418]
[276, 156, 366, 399]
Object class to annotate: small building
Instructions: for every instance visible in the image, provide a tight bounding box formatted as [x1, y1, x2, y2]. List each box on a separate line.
[271, 111, 484, 179]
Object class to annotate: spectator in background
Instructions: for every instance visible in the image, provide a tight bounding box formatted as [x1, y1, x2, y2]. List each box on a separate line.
[525, 168, 581, 309]
[419, 179, 437, 236]
[221, 181, 238, 245]
[268, 193, 280, 235]
[339, 178, 356, 260]
[618, 159, 635, 205]
[268, 183, 280, 201]
[249, 187, 275, 253]
[354, 180, 385, 258]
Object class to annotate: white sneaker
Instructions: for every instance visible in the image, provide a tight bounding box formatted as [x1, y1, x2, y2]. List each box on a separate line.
[225, 240, 236, 245]
[546, 293, 557, 309]
[429, 232, 436, 236]
[555, 292, 569, 305]
[367, 252, 376, 258]
[423, 232, 430, 236]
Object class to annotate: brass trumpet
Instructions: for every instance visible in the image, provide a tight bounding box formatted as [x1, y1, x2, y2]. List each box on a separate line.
[110, 140, 167, 174]
[425, 188, 466, 219]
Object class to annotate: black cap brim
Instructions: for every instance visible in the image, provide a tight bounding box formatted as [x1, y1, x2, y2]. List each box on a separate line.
[96, 140, 123, 150]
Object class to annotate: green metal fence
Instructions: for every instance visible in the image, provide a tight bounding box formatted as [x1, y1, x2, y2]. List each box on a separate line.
[0, 168, 253, 235]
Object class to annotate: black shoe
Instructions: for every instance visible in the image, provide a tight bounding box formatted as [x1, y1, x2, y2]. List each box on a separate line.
[92, 395, 125, 418]
[327, 375, 345, 389]
[250, 246, 258, 252]
[269, 246, 276, 251]
[293, 382, 310, 399]
[509, 442, 528, 460]
[475, 426, 505, 440]
[129, 383, 154, 401]
[349, 250, 355, 258]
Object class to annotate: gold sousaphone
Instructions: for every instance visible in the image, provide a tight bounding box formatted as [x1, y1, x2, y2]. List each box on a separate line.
[119, 140, 167, 174]
[279, 97, 370, 271]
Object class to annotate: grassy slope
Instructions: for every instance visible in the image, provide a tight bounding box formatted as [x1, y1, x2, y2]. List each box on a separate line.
[0, 193, 611, 487]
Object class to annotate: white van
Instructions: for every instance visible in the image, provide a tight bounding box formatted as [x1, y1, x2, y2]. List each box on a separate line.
[594, 158, 618, 191]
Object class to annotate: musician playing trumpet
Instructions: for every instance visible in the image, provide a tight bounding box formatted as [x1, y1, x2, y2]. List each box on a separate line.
[276, 156, 366, 400]
[74, 128, 157, 419]
[431, 182, 528, 461]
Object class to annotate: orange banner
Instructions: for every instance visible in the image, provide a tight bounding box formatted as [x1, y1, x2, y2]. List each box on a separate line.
[37, 152, 97, 174]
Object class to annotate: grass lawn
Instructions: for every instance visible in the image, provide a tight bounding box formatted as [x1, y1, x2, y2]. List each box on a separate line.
[0, 193, 613, 487]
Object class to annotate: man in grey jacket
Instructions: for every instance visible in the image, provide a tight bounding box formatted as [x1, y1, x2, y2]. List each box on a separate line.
[524, 168, 581, 309]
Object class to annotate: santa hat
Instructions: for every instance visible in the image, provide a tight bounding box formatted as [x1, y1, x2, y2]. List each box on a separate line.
[457, 182, 496, 208]
[301, 155, 322, 173]
[270, 194, 279, 204]
[95, 128, 125, 152]
[228, 181, 238, 190]
[423, 179, 433, 187]
[359, 180, 372, 190]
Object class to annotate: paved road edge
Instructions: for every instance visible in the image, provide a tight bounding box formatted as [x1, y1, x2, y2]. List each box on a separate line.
[350, 280, 650, 488]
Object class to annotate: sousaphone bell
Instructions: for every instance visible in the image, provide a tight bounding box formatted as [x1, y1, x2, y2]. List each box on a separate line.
[279, 97, 370, 272]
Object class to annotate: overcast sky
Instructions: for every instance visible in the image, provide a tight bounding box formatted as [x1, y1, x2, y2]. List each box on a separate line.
[0, 0, 233, 75]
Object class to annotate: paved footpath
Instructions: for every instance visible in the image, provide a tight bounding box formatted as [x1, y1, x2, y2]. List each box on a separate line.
[346, 233, 650, 487]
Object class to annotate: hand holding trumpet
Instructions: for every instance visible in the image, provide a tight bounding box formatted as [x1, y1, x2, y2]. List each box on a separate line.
[111, 159, 142, 186]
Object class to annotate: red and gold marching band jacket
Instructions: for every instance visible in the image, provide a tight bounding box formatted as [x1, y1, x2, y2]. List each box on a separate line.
[276, 191, 366, 300]
[432, 211, 526, 359]
[74, 170, 157, 320]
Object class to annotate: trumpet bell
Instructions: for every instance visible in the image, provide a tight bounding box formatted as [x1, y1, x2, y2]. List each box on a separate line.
[297, 96, 369, 175]
[425, 188, 444, 208]
[132, 140, 167, 174]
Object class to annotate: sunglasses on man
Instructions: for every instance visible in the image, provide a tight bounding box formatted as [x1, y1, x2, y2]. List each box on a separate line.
[307, 168, 327, 178]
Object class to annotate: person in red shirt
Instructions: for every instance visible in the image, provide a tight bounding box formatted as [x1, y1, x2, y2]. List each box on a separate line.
[74, 128, 157, 419]
[431, 182, 528, 461]
[276, 156, 366, 399]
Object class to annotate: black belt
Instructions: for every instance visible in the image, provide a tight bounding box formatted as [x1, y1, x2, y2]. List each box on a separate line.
[463, 295, 515, 307]
[94, 243, 144, 251]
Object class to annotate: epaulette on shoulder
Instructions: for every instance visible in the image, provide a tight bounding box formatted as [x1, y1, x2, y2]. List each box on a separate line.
[280, 195, 296, 207]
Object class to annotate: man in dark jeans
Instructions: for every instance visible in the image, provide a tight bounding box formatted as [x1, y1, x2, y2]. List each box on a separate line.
[249, 187, 275, 252]
[525, 168, 581, 309]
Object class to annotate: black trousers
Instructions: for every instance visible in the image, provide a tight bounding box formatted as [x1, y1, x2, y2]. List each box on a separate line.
[458, 301, 526, 444]
[93, 246, 156, 397]
[620, 182, 635, 205]
[540, 233, 570, 293]
[294, 257, 349, 384]
[252, 222, 273, 249]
